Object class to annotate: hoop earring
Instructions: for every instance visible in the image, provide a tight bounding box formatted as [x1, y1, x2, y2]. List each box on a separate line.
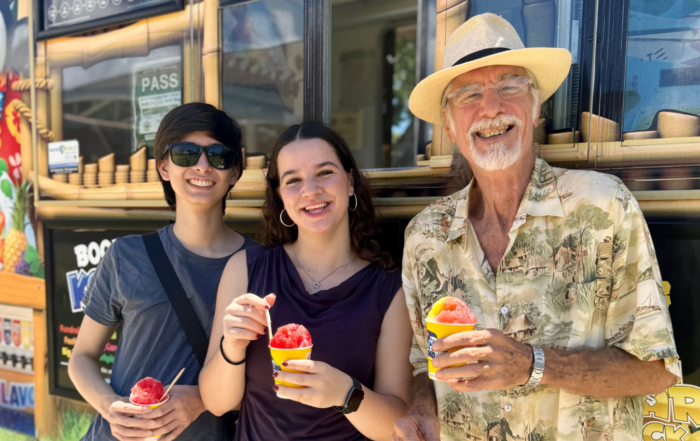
[349, 194, 358, 212]
[280, 209, 295, 227]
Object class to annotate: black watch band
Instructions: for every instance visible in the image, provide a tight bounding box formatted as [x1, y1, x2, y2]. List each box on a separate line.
[333, 377, 364, 415]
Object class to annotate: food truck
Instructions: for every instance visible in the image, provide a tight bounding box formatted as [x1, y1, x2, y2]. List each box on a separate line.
[0, 0, 698, 438]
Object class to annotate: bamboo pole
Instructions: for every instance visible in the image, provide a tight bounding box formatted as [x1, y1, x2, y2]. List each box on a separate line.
[36, 41, 49, 177]
[19, 87, 32, 180]
[46, 3, 203, 69]
[49, 69, 63, 142]
[202, 0, 220, 108]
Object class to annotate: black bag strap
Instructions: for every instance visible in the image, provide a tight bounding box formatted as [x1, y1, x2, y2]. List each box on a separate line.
[142, 232, 238, 438]
[142, 232, 209, 366]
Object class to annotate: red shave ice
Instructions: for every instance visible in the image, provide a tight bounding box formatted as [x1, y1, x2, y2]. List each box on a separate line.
[270, 324, 312, 349]
[130, 377, 166, 405]
[432, 298, 477, 324]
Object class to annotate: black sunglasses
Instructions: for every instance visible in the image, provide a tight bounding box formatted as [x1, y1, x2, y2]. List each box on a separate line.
[164, 142, 239, 170]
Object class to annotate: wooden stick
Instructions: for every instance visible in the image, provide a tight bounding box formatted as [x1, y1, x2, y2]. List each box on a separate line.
[161, 368, 185, 401]
[265, 310, 273, 344]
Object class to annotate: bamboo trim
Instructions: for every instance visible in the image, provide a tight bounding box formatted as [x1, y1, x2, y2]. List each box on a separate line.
[19, 87, 33, 180]
[47, 3, 203, 69]
[13, 99, 54, 142]
[202, 0, 220, 107]
[638, 200, 700, 218]
[49, 69, 63, 142]
[36, 41, 50, 177]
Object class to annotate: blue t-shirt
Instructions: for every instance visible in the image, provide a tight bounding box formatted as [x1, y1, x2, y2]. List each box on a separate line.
[80, 224, 255, 441]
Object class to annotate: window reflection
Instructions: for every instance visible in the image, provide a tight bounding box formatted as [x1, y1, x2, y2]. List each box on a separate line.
[62, 46, 182, 165]
[623, 0, 700, 139]
[221, 0, 304, 158]
[331, 0, 418, 169]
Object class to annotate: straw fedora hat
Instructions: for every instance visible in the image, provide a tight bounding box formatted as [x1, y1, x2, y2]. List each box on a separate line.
[409, 13, 572, 125]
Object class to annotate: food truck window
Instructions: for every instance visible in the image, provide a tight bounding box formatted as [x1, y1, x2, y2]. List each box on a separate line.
[623, 0, 700, 141]
[464, 0, 587, 147]
[220, 0, 304, 158]
[330, 0, 420, 169]
[62, 45, 183, 162]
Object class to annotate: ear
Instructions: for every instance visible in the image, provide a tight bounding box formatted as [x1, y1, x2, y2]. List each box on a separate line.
[158, 158, 170, 182]
[533, 104, 542, 127]
[442, 108, 457, 143]
[228, 166, 241, 186]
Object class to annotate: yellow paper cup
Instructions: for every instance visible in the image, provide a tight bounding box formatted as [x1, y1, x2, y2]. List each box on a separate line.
[129, 394, 170, 440]
[426, 320, 475, 381]
[269, 345, 313, 399]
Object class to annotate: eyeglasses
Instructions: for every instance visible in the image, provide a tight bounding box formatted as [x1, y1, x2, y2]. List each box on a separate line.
[164, 142, 238, 170]
[447, 76, 534, 108]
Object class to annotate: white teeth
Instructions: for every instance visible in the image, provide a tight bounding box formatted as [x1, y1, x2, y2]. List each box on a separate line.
[478, 127, 509, 138]
[304, 202, 328, 212]
[189, 179, 214, 188]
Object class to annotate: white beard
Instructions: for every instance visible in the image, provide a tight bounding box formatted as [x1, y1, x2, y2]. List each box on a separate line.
[467, 115, 523, 171]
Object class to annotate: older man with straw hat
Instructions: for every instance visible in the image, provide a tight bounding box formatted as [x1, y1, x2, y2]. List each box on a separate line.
[394, 13, 679, 441]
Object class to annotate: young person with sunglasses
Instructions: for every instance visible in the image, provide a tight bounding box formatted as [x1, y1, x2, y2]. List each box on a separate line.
[199, 122, 414, 441]
[68, 103, 256, 441]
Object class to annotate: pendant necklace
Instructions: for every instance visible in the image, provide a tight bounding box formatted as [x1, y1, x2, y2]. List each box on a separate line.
[292, 244, 355, 289]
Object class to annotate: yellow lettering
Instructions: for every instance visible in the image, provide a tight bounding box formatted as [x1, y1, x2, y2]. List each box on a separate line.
[645, 391, 670, 421]
[63, 336, 76, 346]
[665, 424, 688, 441]
[663, 281, 672, 306]
[61, 346, 72, 359]
[669, 385, 700, 426]
[643, 422, 667, 440]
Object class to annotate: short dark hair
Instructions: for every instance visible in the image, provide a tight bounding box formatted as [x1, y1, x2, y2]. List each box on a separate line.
[262, 121, 396, 270]
[153, 103, 243, 213]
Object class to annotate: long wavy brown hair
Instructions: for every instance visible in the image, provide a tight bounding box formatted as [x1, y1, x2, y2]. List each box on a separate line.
[262, 121, 396, 271]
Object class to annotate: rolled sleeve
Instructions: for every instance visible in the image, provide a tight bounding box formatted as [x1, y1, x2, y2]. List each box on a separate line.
[82, 240, 124, 327]
[403, 230, 429, 377]
[607, 193, 680, 379]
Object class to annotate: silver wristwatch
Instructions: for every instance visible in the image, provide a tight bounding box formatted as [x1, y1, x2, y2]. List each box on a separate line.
[524, 344, 545, 389]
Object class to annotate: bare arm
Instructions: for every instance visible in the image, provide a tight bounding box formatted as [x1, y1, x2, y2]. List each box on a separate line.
[392, 373, 440, 441]
[199, 251, 275, 415]
[68, 315, 156, 440]
[346, 288, 413, 440]
[432, 329, 678, 399]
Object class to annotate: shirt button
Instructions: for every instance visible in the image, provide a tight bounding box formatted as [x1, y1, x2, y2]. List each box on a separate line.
[501, 306, 509, 315]
[504, 404, 512, 412]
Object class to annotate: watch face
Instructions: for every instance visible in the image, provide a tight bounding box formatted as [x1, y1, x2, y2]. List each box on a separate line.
[346, 387, 365, 412]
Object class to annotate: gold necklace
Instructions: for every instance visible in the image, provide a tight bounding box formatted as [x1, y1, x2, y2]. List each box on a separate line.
[292, 244, 355, 289]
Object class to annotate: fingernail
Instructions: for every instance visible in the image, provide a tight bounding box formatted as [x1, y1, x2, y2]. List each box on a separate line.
[264, 303, 271, 310]
[256, 334, 262, 339]
[282, 361, 288, 367]
[263, 326, 268, 333]
[273, 385, 279, 392]
[273, 371, 278, 378]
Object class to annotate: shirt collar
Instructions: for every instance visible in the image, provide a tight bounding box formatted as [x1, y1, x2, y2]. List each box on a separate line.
[447, 157, 566, 242]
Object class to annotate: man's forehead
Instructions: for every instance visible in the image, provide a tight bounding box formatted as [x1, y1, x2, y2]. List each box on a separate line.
[449, 65, 528, 88]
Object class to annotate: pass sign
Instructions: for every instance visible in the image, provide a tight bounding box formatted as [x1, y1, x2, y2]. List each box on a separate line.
[47, 140, 79, 174]
[132, 58, 181, 155]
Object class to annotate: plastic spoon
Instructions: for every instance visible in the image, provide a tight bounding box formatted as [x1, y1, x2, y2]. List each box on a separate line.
[160, 368, 185, 401]
[266, 310, 273, 343]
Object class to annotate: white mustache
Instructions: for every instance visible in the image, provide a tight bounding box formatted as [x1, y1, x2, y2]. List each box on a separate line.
[468, 115, 522, 139]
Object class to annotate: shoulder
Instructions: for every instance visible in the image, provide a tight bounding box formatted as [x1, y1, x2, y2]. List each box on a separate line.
[104, 233, 149, 262]
[554, 167, 633, 212]
[404, 189, 463, 241]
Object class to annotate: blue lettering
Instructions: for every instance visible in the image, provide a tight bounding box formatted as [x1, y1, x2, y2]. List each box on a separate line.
[66, 268, 96, 313]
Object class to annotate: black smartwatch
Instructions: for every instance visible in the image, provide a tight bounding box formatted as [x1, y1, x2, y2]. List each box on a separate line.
[333, 377, 364, 414]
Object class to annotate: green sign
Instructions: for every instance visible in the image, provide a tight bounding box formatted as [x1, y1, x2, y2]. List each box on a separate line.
[132, 57, 182, 156]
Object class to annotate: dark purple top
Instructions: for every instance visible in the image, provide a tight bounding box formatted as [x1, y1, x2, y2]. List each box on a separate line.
[235, 246, 402, 441]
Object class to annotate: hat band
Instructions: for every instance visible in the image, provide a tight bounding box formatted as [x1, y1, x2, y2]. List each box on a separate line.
[451, 47, 512, 67]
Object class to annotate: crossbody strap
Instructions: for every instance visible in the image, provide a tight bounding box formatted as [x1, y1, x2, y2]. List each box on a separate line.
[142, 232, 208, 366]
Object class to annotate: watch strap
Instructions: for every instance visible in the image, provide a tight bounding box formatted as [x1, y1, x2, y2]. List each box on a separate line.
[524, 344, 545, 389]
[333, 377, 364, 414]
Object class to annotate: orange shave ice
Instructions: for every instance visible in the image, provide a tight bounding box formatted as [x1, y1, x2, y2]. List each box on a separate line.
[426, 297, 476, 381]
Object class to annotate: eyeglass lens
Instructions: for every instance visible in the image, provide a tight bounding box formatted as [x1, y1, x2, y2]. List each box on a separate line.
[169, 142, 235, 170]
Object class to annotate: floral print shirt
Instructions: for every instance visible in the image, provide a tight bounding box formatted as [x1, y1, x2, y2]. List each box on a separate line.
[402, 158, 680, 441]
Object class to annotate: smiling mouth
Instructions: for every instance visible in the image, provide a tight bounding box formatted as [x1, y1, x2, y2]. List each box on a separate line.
[476, 125, 514, 139]
[303, 202, 329, 214]
[187, 178, 214, 188]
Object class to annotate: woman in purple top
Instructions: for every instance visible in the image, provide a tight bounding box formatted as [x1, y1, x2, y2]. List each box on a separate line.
[200, 122, 413, 440]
